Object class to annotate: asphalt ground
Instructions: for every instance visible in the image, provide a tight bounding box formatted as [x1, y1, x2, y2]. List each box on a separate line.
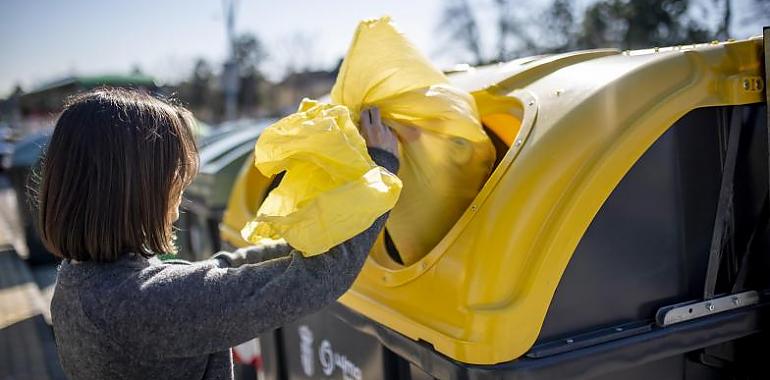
[0, 173, 64, 380]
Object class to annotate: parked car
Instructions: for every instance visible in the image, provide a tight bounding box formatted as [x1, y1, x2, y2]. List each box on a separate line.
[0, 125, 14, 172]
[7, 130, 54, 264]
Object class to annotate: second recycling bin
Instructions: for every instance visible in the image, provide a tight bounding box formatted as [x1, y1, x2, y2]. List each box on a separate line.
[174, 124, 238, 259]
[177, 120, 269, 261]
[7, 130, 56, 265]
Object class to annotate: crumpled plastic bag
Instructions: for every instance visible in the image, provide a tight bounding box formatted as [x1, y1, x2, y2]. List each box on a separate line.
[241, 99, 402, 256]
[330, 17, 495, 265]
[242, 17, 494, 263]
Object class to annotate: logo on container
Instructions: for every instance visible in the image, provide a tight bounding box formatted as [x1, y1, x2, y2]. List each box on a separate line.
[319, 339, 362, 380]
[297, 325, 362, 380]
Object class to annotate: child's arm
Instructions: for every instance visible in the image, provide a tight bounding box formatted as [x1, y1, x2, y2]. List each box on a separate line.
[212, 239, 292, 266]
[91, 148, 398, 359]
[210, 107, 397, 268]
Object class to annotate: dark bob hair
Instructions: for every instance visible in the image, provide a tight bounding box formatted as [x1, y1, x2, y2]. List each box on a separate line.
[38, 88, 199, 262]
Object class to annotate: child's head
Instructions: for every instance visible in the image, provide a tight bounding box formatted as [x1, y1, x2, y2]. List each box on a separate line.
[38, 88, 199, 262]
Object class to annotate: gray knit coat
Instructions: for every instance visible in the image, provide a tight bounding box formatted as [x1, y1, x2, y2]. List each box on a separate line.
[51, 149, 398, 380]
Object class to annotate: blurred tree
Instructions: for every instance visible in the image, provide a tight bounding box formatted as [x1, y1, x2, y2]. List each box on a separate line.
[540, 0, 580, 52]
[0, 84, 24, 126]
[234, 33, 268, 75]
[439, 0, 768, 65]
[438, 0, 485, 64]
[711, 0, 769, 39]
[12, 84, 24, 97]
[173, 58, 217, 122]
[574, 0, 713, 50]
[493, 0, 538, 60]
[234, 33, 268, 116]
[714, 0, 731, 39]
[130, 64, 144, 76]
[532, 0, 723, 53]
[495, 0, 512, 60]
[190, 59, 213, 109]
[439, 0, 542, 64]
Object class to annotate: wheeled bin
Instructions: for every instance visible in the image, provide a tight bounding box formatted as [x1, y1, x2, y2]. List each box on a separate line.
[177, 120, 269, 261]
[221, 34, 770, 379]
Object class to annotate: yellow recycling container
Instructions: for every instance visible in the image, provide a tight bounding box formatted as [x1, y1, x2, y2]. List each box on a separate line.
[221, 36, 767, 370]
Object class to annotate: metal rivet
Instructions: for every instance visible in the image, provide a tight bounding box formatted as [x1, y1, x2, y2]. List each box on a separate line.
[514, 139, 523, 147]
[528, 100, 535, 106]
[743, 80, 751, 90]
[732, 296, 741, 306]
[470, 205, 477, 211]
[565, 338, 574, 344]
[705, 303, 715, 311]
[615, 327, 624, 332]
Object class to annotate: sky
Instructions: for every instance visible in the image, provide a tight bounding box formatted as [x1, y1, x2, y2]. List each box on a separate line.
[0, 0, 763, 99]
[0, 0, 449, 97]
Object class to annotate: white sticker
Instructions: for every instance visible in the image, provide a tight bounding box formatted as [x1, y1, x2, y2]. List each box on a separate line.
[298, 325, 315, 377]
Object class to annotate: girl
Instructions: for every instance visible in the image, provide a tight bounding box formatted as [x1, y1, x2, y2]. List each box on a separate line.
[41, 88, 399, 379]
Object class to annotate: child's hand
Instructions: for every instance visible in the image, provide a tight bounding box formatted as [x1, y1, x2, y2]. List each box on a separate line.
[360, 107, 398, 157]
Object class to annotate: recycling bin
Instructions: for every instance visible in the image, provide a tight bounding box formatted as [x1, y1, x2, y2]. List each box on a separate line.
[232, 103, 770, 380]
[221, 37, 770, 379]
[174, 123, 243, 259]
[177, 120, 270, 261]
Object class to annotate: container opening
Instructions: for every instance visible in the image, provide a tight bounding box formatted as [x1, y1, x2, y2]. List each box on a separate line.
[482, 115, 518, 169]
[482, 113, 520, 147]
[475, 90, 526, 170]
[369, 95, 527, 270]
[229, 94, 527, 269]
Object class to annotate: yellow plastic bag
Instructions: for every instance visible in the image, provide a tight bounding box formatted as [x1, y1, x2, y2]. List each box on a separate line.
[330, 17, 495, 265]
[241, 99, 402, 256]
[243, 17, 494, 263]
